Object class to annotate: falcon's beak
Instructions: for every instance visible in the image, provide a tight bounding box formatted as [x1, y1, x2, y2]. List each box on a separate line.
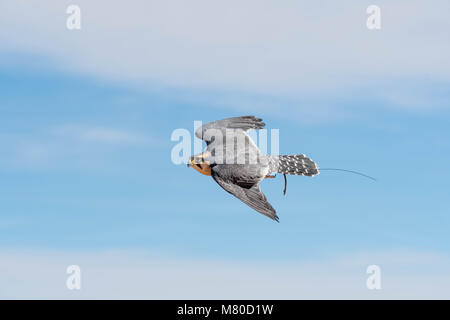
[187, 153, 212, 176]
[187, 155, 197, 168]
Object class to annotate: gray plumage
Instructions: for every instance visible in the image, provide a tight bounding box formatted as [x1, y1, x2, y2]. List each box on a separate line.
[269, 154, 319, 176]
[194, 116, 319, 221]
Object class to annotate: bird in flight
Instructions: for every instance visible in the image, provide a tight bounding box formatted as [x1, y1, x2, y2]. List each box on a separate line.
[187, 116, 319, 221]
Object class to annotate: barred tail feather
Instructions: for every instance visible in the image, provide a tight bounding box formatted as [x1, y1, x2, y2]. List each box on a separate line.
[269, 154, 319, 176]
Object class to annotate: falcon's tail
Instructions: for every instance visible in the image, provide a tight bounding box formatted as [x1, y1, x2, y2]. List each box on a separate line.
[269, 154, 319, 177]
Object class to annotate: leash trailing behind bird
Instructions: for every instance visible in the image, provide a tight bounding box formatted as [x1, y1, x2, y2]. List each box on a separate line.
[280, 168, 375, 196]
[187, 115, 375, 222]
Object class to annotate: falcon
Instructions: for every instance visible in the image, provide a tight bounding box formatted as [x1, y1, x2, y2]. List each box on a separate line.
[187, 116, 319, 221]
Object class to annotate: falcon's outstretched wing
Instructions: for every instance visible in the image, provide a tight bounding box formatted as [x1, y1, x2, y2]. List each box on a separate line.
[211, 170, 278, 222]
[195, 116, 265, 145]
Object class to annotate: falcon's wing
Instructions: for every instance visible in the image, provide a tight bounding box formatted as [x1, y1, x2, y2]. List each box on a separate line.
[195, 116, 265, 145]
[211, 170, 279, 222]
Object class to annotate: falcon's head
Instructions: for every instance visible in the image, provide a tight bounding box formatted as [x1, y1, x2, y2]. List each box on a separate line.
[187, 152, 211, 176]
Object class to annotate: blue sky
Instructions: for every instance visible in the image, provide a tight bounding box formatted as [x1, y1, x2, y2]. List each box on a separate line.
[0, 0, 449, 298]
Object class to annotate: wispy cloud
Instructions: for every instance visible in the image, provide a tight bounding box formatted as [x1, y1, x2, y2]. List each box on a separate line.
[0, 125, 155, 170]
[52, 124, 147, 144]
[0, 248, 449, 299]
[0, 0, 449, 114]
